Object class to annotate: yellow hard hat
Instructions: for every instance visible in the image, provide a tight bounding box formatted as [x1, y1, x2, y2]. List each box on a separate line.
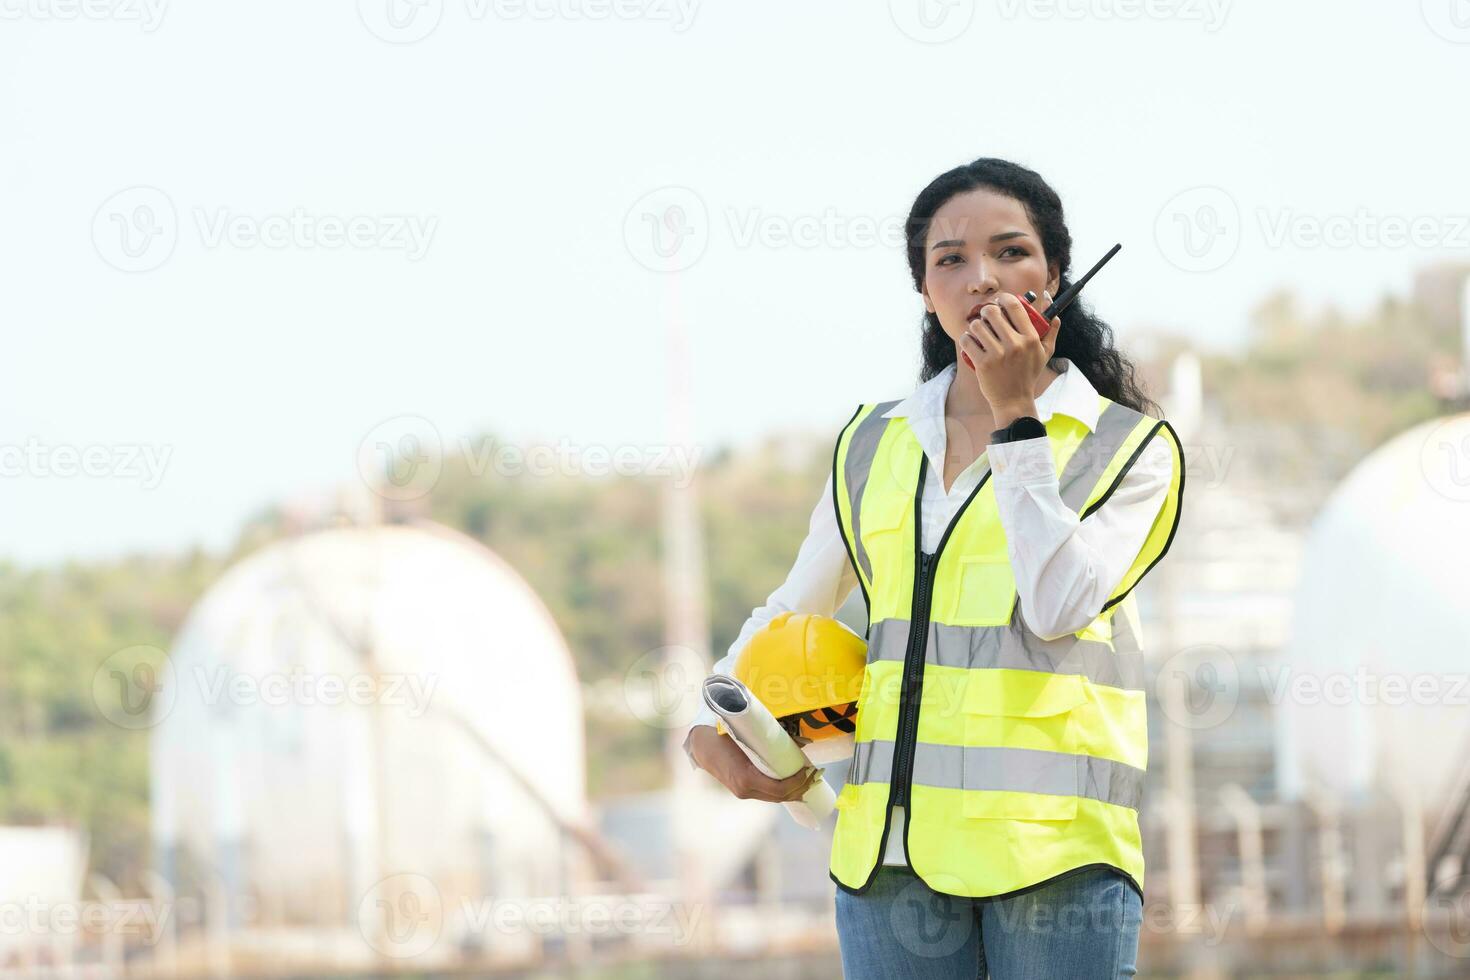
[722, 612, 867, 745]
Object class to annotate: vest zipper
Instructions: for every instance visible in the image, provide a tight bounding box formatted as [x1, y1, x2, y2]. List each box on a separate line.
[891, 548, 935, 807]
[889, 454, 993, 810]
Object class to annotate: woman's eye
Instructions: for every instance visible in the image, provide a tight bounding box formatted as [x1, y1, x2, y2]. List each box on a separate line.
[940, 247, 1024, 266]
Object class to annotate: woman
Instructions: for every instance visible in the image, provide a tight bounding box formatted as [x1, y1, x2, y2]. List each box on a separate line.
[686, 157, 1184, 978]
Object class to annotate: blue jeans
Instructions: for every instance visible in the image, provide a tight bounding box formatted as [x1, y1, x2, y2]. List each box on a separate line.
[834, 864, 1142, 979]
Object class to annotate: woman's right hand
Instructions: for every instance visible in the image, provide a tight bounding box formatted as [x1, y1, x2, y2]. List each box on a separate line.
[688, 725, 821, 802]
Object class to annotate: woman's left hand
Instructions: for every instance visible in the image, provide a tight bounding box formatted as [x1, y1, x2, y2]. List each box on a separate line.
[959, 290, 1061, 417]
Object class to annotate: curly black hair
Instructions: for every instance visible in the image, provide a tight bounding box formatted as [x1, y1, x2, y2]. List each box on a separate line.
[905, 158, 1158, 417]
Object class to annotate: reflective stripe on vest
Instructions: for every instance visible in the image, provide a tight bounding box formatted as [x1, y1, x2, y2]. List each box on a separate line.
[837, 398, 901, 593]
[846, 739, 1145, 812]
[867, 618, 1144, 692]
[828, 388, 1185, 901]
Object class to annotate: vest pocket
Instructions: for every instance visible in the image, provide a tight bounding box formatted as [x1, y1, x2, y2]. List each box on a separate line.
[947, 554, 1017, 626]
[858, 508, 908, 595]
[960, 675, 1088, 821]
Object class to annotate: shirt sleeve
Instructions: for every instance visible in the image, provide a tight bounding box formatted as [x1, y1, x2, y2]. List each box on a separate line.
[986, 429, 1176, 642]
[683, 471, 861, 771]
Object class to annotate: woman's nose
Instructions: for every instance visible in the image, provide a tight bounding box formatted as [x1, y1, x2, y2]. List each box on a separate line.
[968, 259, 999, 294]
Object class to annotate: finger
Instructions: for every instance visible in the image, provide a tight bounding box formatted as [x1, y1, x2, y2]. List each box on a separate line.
[997, 292, 1033, 339]
[960, 330, 986, 363]
[769, 767, 814, 801]
[742, 773, 795, 802]
[783, 769, 819, 801]
[775, 765, 813, 789]
[966, 304, 989, 332]
[963, 316, 988, 352]
[979, 304, 1014, 349]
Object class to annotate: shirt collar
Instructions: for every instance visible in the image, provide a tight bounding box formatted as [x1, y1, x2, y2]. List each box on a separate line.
[881, 357, 1102, 433]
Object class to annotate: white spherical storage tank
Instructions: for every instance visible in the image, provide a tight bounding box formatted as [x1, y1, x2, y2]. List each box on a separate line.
[149, 521, 587, 956]
[1277, 412, 1470, 814]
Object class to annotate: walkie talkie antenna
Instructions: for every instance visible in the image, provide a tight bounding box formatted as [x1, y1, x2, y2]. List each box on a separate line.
[1042, 243, 1122, 320]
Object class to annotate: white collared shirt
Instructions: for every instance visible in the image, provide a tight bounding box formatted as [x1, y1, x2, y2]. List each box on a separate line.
[684, 357, 1174, 866]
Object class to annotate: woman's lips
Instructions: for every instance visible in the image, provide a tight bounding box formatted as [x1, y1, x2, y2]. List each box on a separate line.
[967, 302, 997, 322]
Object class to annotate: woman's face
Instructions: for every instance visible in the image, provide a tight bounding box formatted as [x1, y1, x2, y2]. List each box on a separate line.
[921, 188, 1061, 352]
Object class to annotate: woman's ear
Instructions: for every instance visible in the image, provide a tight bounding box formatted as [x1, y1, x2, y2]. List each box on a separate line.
[921, 281, 935, 315]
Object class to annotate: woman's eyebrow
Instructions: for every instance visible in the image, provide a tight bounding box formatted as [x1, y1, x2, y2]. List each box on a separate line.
[929, 230, 1030, 250]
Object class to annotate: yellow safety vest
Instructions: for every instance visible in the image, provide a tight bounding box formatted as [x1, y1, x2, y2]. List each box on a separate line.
[828, 394, 1185, 900]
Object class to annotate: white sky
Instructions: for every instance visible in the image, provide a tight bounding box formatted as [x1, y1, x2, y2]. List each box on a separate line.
[2, 0, 1467, 567]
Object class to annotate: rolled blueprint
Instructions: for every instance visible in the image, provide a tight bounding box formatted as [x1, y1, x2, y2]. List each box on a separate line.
[701, 674, 836, 829]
